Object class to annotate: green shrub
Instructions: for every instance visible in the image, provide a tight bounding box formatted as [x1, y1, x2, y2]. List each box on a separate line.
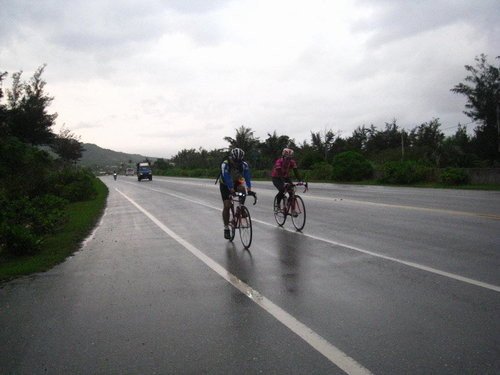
[331, 151, 373, 181]
[0, 193, 68, 256]
[378, 161, 433, 184]
[30, 195, 69, 234]
[0, 137, 53, 198]
[306, 162, 333, 181]
[439, 168, 470, 185]
[1, 224, 42, 256]
[49, 167, 97, 202]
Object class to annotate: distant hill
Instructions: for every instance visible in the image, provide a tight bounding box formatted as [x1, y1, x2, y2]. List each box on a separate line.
[78, 143, 158, 171]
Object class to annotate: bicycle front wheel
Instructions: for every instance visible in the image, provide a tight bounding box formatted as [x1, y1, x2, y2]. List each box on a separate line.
[273, 195, 287, 226]
[291, 195, 306, 231]
[228, 207, 236, 242]
[238, 206, 252, 249]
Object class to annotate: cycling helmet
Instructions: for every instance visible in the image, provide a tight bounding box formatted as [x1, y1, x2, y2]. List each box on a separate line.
[282, 148, 294, 158]
[230, 148, 245, 161]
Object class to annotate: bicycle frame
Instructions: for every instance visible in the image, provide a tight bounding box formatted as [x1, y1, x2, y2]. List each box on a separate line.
[274, 181, 308, 231]
[228, 190, 257, 248]
[283, 182, 308, 213]
[230, 191, 257, 223]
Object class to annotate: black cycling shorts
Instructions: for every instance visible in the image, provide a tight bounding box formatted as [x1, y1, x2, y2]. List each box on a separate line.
[220, 183, 231, 201]
[220, 180, 245, 200]
[272, 177, 291, 192]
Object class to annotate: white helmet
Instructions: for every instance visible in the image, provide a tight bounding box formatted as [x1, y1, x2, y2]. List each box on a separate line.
[230, 148, 245, 161]
[282, 148, 294, 158]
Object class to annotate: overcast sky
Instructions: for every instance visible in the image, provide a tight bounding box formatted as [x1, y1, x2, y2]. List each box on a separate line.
[1, 0, 499, 158]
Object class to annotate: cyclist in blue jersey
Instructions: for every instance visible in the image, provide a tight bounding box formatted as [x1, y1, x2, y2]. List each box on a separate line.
[219, 148, 253, 239]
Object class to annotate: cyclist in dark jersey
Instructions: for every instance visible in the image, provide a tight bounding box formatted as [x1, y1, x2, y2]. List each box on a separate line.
[271, 148, 301, 211]
[220, 148, 253, 239]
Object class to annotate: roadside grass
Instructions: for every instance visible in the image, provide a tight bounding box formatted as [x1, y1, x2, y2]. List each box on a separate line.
[0, 178, 108, 284]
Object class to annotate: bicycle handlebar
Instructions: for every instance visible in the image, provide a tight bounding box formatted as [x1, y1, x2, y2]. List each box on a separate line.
[285, 181, 309, 193]
[232, 191, 258, 205]
[248, 190, 257, 205]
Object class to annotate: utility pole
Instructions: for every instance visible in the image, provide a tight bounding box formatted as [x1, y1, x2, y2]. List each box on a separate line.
[497, 98, 500, 153]
[496, 78, 500, 153]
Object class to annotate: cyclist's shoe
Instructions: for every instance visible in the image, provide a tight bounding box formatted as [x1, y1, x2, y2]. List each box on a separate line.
[224, 228, 231, 239]
[291, 211, 299, 217]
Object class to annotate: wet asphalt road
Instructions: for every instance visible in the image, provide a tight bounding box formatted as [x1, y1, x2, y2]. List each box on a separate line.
[1, 176, 499, 374]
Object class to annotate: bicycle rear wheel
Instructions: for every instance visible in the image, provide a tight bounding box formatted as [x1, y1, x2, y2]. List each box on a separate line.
[273, 195, 287, 226]
[291, 195, 306, 231]
[238, 206, 252, 249]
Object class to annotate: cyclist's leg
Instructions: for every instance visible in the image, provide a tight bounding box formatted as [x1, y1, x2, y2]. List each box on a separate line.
[272, 177, 286, 209]
[283, 177, 293, 209]
[223, 200, 231, 224]
[220, 183, 232, 239]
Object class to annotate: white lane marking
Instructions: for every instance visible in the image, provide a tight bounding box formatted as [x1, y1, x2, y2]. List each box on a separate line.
[115, 188, 372, 375]
[153, 178, 500, 220]
[297, 232, 500, 293]
[305, 195, 500, 221]
[122, 181, 500, 293]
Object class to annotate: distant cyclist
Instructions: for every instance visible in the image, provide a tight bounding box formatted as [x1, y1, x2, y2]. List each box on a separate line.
[219, 148, 253, 239]
[271, 148, 302, 211]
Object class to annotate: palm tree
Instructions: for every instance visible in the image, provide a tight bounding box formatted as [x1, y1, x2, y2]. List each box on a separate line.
[224, 125, 261, 166]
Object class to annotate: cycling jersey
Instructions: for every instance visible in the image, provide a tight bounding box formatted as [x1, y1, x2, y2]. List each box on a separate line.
[220, 159, 252, 189]
[271, 157, 297, 178]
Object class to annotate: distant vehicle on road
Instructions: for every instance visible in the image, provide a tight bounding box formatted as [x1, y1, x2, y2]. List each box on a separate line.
[137, 162, 152, 181]
[125, 168, 135, 176]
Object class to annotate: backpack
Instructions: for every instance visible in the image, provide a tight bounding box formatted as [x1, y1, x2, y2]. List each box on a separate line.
[214, 156, 244, 184]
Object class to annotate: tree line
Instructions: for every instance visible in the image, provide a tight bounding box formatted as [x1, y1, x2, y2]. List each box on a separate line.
[155, 54, 499, 184]
[0, 65, 96, 256]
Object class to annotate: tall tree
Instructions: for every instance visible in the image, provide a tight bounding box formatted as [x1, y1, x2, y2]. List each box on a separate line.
[451, 54, 500, 162]
[223, 125, 260, 164]
[0, 71, 8, 137]
[408, 119, 445, 166]
[310, 128, 336, 161]
[51, 125, 85, 163]
[365, 120, 402, 154]
[6, 65, 57, 145]
[441, 124, 476, 167]
[258, 131, 293, 168]
[346, 125, 370, 153]
[223, 125, 260, 151]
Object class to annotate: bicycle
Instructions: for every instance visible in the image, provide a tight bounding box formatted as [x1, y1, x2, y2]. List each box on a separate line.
[273, 181, 308, 231]
[228, 190, 257, 249]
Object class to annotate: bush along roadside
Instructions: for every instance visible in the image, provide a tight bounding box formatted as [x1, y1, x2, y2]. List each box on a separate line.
[0, 176, 108, 283]
[439, 167, 470, 185]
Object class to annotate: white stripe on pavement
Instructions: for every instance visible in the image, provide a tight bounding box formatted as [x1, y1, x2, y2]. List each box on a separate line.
[125, 181, 500, 293]
[116, 188, 373, 375]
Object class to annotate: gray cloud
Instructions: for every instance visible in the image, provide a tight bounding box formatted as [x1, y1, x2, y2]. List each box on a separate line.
[354, 0, 500, 46]
[2, 0, 498, 158]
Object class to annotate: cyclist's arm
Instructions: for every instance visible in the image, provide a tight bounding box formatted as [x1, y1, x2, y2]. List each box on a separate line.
[243, 162, 252, 190]
[293, 167, 301, 181]
[221, 162, 234, 189]
[290, 159, 300, 181]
